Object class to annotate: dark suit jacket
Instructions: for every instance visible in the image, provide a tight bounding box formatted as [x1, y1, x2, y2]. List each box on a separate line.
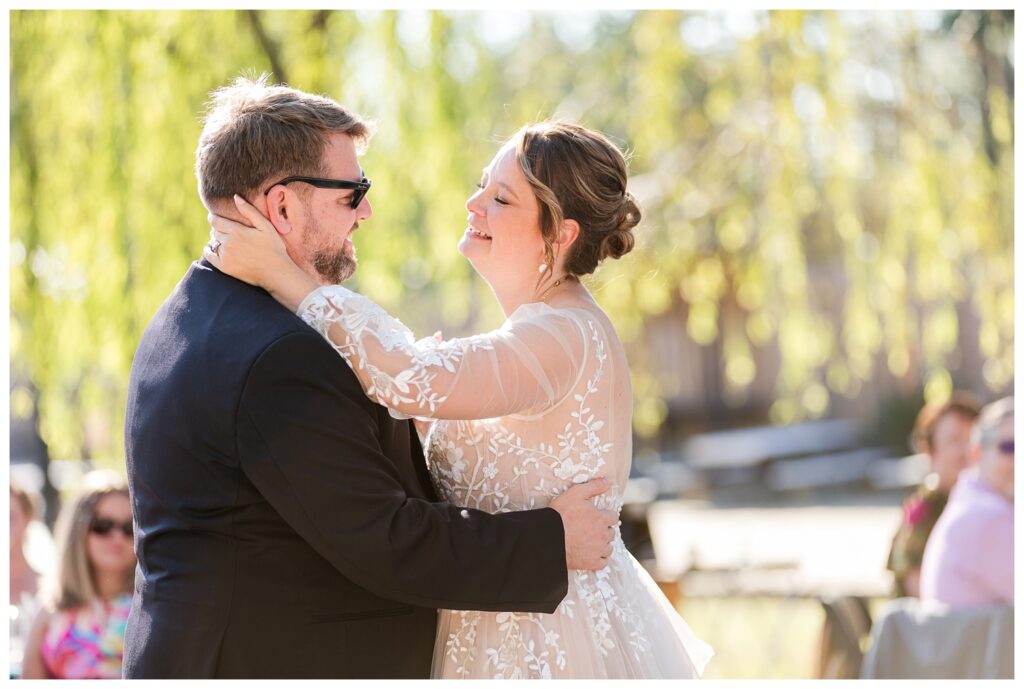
[122, 259, 568, 678]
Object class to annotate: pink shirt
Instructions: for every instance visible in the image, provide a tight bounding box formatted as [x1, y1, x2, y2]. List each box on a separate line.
[920, 469, 1014, 607]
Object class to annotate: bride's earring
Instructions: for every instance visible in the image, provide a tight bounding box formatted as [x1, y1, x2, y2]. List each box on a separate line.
[538, 263, 548, 274]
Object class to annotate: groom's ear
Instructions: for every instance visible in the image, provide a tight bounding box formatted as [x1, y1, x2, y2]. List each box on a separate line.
[264, 187, 295, 236]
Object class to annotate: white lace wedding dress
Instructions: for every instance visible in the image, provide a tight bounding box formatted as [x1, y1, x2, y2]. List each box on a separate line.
[297, 284, 714, 679]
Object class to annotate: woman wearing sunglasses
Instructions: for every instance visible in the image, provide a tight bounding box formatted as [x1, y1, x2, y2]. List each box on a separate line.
[20, 470, 136, 679]
[206, 121, 713, 679]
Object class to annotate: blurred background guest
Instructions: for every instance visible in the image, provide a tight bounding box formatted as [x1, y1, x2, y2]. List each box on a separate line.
[920, 397, 1013, 607]
[10, 480, 47, 677]
[20, 470, 136, 679]
[10, 481, 44, 607]
[886, 393, 981, 597]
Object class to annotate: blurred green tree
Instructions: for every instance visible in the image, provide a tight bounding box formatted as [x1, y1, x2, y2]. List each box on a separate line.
[9, 10, 1013, 470]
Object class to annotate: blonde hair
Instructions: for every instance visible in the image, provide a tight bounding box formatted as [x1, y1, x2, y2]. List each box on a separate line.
[46, 470, 135, 611]
[971, 396, 1014, 451]
[196, 73, 373, 207]
[509, 121, 641, 284]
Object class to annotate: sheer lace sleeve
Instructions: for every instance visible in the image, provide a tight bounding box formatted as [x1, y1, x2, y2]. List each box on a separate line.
[297, 285, 589, 420]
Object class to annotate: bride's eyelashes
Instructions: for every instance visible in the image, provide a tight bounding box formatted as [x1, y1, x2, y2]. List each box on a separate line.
[475, 181, 509, 206]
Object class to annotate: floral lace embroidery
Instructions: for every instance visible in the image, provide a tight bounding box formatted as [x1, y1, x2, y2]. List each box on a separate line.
[300, 287, 495, 414]
[569, 544, 651, 661]
[297, 285, 661, 677]
[427, 322, 650, 677]
[444, 609, 568, 679]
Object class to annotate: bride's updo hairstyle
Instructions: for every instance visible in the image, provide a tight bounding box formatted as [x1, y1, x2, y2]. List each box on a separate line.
[510, 121, 641, 278]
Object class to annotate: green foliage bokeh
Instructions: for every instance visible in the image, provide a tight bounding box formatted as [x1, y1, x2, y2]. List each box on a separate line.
[10, 10, 1014, 462]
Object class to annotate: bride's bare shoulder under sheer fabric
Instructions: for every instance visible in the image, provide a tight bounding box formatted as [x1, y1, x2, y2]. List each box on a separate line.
[296, 284, 714, 679]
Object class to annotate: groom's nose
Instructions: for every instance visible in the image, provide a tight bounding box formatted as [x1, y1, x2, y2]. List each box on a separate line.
[356, 196, 373, 221]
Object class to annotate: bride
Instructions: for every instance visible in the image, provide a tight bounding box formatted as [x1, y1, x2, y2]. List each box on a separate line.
[205, 121, 713, 679]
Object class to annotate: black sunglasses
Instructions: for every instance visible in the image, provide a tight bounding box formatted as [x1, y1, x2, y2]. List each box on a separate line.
[264, 172, 372, 209]
[89, 517, 134, 538]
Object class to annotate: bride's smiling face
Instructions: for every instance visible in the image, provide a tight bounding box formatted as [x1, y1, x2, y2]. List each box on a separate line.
[459, 143, 544, 290]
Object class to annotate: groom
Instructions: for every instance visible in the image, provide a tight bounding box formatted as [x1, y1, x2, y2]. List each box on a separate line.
[122, 76, 617, 679]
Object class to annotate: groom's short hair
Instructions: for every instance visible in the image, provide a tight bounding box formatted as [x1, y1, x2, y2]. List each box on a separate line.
[196, 73, 372, 208]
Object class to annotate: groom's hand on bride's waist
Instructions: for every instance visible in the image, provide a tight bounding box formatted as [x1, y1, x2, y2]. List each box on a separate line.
[550, 477, 618, 571]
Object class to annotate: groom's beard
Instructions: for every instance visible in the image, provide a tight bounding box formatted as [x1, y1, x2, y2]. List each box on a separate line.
[311, 243, 356, 284]
[306, 215, 357, 284]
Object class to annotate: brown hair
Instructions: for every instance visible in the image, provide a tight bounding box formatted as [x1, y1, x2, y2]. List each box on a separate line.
[10, 480, 42, 524]
[912, 391, 982, 453]
[47, 470, 135, 611]
[196, 73, 372, 207]
[510, 121, 641, 280]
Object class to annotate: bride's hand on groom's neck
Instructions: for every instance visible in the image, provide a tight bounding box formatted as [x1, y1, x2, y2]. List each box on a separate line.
[205, 196, 317, 311]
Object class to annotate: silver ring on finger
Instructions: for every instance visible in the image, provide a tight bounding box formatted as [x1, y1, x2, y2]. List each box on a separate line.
[209, 239, 222, 255]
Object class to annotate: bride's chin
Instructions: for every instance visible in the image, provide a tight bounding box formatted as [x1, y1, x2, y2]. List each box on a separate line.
[456, 245, 487, 278]
[456, 235, 476, 257]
